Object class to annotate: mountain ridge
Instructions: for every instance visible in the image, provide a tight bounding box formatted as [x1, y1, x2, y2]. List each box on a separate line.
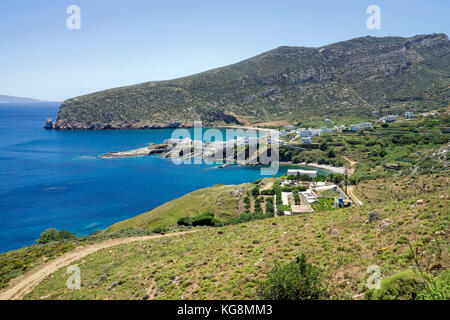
[49, 33, 450, 130]
[0, 95, 51, 104]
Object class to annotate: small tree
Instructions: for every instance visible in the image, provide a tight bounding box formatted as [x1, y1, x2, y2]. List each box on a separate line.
[177, 217, 193, 226]
[37, 228, 74, 244]
[257, 254, 327, 300]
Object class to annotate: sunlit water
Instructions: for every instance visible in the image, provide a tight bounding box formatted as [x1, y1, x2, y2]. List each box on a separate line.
[0, 103, 329, 252]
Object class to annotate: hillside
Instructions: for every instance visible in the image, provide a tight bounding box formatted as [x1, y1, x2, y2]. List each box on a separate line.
[49, 33, 450, 130]
[24, 174, 449, 300]
[109, 183, 251, 232]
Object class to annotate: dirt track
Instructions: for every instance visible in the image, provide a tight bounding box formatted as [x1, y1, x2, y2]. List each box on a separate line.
[347, 185, 363, 206]
[0, 230, 199, 300]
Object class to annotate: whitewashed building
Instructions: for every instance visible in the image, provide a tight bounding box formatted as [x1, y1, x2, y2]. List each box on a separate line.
[287, 169, 318, 178]
[301, 137, 312, 144]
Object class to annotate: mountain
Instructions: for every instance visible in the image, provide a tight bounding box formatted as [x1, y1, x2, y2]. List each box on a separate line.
[50, 33, 450, 130]
[0, 95, 48, 104]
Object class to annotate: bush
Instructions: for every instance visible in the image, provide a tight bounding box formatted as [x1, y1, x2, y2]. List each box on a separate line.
[260, 189, 275, 195]
[36, 228, 75, 244]
[265, 198, 275, 215]
[192, 212, 218, 226]
[257, 254, 326, 300]
[177, 217, 193, 226]
[151, 226, 168, 234]
[251, 186, 260, 197]
[417, 269, 450, 300]
[365, 269, 425, 300]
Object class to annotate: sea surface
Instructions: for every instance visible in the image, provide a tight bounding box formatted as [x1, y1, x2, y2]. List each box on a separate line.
[0, 103, 329, 252]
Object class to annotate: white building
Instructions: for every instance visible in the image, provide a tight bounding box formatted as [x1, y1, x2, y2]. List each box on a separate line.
[332, 125, 345, 132]
[285, 125, 294, 130]
[349, 122, 373, 131]
[405, 112, 414, 119]
[299, 129, 311, 137]
[287, 169, 318, 178]
[379, 115, 399, 123]
[301, 137, 312, 144]
[320, 126, 333, 133]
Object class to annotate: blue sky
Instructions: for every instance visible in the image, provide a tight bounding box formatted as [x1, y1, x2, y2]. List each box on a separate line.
[0, 0, 449, 101]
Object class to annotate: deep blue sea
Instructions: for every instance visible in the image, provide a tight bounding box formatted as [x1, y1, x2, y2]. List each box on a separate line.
[0, 103, 329, 253]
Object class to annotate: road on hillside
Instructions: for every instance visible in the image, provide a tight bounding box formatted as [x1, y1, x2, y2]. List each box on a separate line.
[0, 230, 199, 300]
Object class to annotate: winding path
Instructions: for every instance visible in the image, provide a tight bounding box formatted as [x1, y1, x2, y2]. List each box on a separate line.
[341, 156, 364, 206]
[0, 230, 199, 300]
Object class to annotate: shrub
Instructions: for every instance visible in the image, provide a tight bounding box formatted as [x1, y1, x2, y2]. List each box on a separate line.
[151, 226, 168, 234]
[279, 204, 291, 212]
[251, 186, 260, 197]
[265, 198, 275, 215]
[257, 254, 327, 300]
[177, 217, 193, 226]
[417, 269, 450, 300]
[365, 269, 425, 300]
[192, 212, 218, 226]
[36, 228, 75, 244]
[293, 192, 301, 205]
[260, 189, 275, 195]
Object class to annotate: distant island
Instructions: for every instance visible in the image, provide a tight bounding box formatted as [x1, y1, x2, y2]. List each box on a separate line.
[0, 95, 55, 104]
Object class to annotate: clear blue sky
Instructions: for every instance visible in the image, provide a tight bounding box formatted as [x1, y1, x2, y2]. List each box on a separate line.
[0, 0, 449, 101]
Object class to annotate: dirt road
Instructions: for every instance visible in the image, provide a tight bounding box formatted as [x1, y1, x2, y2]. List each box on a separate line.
[347, 185, 363, 206]
[0, 230, 199, 300]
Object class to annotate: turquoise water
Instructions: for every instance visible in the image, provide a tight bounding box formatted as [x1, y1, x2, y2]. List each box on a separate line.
[0, 104, 329, 252]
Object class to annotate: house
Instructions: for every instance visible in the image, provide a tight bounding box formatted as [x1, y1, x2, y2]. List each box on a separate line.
[301, 137, 312, 144]
[324, 118, 331, 123]
[349, 122, 373, 131]
[287, 169, 318, 178]
[379, 115, 399, 123]
[279, 130, 287, 137]
[300, 129, 311, 137]
[320, 126, 333, 133]
[405, 112, 414, 119]
[332, 125, 345, 132]
[285, 125, 294, 130]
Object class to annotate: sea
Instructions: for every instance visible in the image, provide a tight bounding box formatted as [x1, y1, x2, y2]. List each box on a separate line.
[0, 103, 330, 252]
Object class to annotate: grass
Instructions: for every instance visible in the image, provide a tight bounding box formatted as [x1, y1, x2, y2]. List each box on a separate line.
[25, 174, 449, 300]
[108, 183, 251, 232]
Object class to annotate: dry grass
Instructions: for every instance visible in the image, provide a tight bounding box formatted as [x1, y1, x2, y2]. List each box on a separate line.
[26, 174, 449, 300]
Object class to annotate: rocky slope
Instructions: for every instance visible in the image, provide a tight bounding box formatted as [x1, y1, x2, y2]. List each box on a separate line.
[48, 34, 450, 130]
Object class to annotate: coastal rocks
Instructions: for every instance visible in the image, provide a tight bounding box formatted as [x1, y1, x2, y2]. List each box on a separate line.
[101, 144, 170, 159]
[51, 119, 194, 130]
[44, 118, 54, 129]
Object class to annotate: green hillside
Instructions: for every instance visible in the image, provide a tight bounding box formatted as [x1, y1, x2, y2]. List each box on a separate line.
[51, 34, 450, 130]
[25, 174, 449, 300]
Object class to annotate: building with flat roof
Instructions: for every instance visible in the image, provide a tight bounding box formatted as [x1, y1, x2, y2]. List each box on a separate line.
[405, 112, 414, 118]
[287, 169, 318, 178]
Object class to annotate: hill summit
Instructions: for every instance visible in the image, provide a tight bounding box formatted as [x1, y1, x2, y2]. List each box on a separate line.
[50, 34, 449, 130]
